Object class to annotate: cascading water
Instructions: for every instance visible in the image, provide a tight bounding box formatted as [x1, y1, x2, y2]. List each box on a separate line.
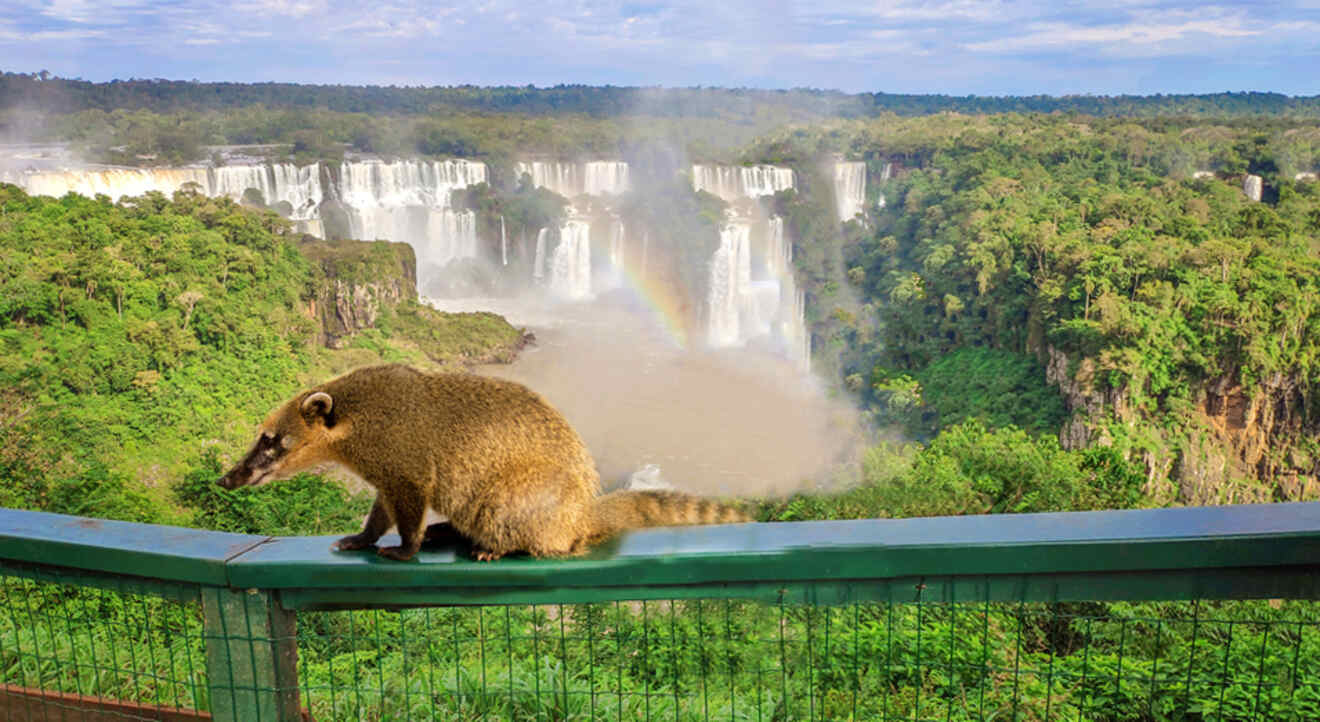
[583, 162, 630, 196]
[765, 216, 789, 278]
[877, 161, 893, 209]
[12, 163, 333, 236]
[211, 163, 322, 219]
[17, 167, 207, 201]
[549, 219, 593, 300]
[706, 221, 756, 347]
[833, 161, 866, 221]
[691, 164, 795, 201]
[500, 215, 508, 266]
[338, 159, 485, 216]
[533, 227, 549, 281]
[514, 160, 630, 197]
[338, 159, 487, 281]
[705, 215, 808, 368]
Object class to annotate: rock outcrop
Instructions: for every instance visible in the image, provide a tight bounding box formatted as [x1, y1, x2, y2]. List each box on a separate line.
[1045, 344, 1320, 504]
[298, 237, 416, 347]
[1242, 174, 1263, 202]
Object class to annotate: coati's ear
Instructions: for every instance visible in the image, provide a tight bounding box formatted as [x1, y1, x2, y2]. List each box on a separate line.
[301, 391, 336, 427]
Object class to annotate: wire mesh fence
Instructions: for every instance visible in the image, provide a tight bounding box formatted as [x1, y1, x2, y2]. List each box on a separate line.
[294, 597, 1320, 722]
[3, 505, 1320, 721]
[0, 569, 210, 721]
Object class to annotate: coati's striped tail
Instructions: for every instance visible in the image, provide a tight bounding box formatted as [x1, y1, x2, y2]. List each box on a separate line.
[589, 490, 751, 542]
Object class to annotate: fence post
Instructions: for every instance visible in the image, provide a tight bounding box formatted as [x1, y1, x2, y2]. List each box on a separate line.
[202, 586, 301, 722]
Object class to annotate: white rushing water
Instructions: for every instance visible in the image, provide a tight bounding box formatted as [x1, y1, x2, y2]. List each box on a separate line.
[500, 215, 508, 266]
[549, 218, 593, 300]
[691, 164, 795, 202]
[833, 161, 866, 221]
[707, 222, 752, 347]
[14, 163, 324, 219]
[533, 227, 549, 281]
[338, 159, 486, 212]
[605, 218, 626, 288]
[514, 160, 630, 197]
[15, 166, 210, 200]
[705, 215, 808, 368]
[337, 159, 488, 280]
[212, 163, 323, 220]
[877, 161, 893, 209]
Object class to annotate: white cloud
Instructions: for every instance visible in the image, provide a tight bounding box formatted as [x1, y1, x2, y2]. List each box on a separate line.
[967, 21, 1258, 53]
[235, 0, 328, 17]
[2, 1, 1319, 92]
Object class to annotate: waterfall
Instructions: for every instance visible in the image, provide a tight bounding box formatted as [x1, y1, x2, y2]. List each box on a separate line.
[702, 214, 808, 367]
[707, 222, 752, 347]
[533, 227, 549, 281]
[833, 161, 866, 221]
[16, 167, 211, 201]
[583, 162, 630, 195]
[337, 159, 488, 285]
[877, 161, 893, 209]
[500, 215, 508, 266]
[516, 161, 577, 197]
[515, 160, 630, 197]
[550, 219, 593, 300]
[210, 163, 322, 220]
[410, 210, 478, 276]
[691, 164, 795, 201]
[765, 216, 789, 278]
[339, 159, 486, 212]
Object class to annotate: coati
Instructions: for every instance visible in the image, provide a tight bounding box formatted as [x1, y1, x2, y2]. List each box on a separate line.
[218, 364, 750, 561]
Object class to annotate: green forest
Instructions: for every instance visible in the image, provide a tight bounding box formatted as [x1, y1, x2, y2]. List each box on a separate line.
[2, 78, 1320, 720]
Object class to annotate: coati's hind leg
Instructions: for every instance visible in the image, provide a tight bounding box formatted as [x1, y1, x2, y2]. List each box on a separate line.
[334, 498, 391, 552]
[421, 521, 478, 557]
[422, 521, 473, 547]
[458, 466, 594, 562]
[377, 486, 427, 562]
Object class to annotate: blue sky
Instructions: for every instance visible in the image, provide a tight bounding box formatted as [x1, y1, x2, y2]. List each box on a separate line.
[3, 0, 1319, 95]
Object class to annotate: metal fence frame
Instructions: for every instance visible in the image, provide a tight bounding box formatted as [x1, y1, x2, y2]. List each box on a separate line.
[1, 503, 1319, 720]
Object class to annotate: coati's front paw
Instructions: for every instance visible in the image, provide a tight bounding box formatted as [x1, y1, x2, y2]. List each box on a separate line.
[472, 546, 505, 562]
[376, 546, 418, 562]
[333, 533, 375, 552]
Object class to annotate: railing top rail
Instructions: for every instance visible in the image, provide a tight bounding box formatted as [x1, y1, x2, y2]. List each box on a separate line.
[3, 503, 1320, 598]
[0, 508, 266, 586]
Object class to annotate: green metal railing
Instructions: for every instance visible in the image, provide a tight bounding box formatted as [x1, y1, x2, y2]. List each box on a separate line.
[1, 504, 1319, 720]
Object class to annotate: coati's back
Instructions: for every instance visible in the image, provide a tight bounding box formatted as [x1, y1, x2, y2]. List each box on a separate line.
[319, 365, 601, 505]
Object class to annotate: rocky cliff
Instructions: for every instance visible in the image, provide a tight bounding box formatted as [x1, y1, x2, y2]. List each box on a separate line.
[1046, 345, 1319, 504]
[298, 237, 416, 347]
[296, 236, 531, 365]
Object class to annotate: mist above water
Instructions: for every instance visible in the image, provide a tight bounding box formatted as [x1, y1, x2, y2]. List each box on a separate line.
[428, 293, 863, 499]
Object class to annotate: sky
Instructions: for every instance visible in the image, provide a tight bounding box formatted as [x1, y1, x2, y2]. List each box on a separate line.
[2, 0, 1319, 95]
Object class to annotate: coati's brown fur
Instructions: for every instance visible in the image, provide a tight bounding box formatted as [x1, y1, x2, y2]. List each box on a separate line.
[218, 364, 749, 561]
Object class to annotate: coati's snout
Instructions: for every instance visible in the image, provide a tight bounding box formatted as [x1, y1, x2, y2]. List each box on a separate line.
[218, 431, 285, 489]
[217, 391, 336, 490]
